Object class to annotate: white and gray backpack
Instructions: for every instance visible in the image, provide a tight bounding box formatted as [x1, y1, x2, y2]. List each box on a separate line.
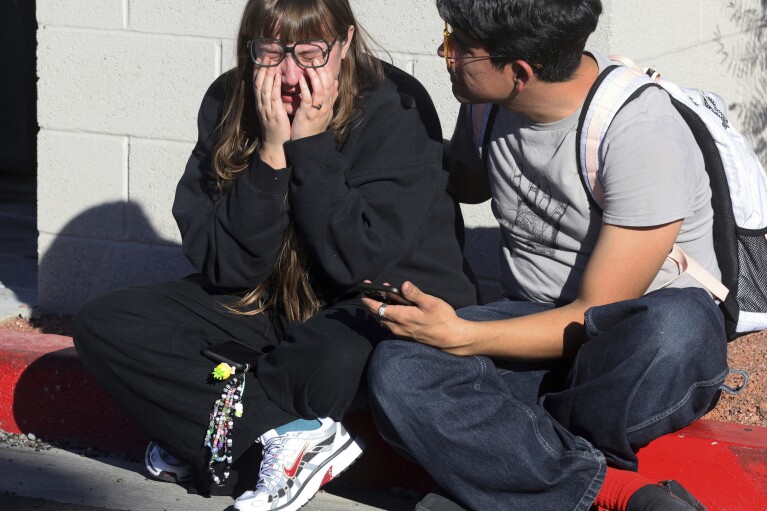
[576, 56, 767, 340]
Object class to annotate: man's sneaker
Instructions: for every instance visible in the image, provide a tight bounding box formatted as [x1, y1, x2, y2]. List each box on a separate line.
[627, 480, 708, 511]
[234, 418, 364, 511]
[144, 441, 192, 484]
[415, 492, 467, 511]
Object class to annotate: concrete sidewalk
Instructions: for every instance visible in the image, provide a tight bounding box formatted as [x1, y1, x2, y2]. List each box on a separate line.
[0, 442, 418, 511]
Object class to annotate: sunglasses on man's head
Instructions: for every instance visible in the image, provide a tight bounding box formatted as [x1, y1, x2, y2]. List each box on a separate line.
[442, 21, 542, 70]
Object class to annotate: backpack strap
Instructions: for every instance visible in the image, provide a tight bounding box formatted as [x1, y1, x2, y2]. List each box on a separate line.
[577, 63, 731, 302]
[576, 65, 655, 208]
[666, 246, 730, 301]
[609, 54, 663, 83]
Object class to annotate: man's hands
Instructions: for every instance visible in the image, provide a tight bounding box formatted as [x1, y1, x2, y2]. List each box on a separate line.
[361, 281, 476, 356]
[252, 62, 339, 169]
[359, 220, 684, 360]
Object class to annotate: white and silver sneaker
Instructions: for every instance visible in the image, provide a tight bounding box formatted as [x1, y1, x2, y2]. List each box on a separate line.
[144, 441, 192, 484]
[234, 418, 365, 511]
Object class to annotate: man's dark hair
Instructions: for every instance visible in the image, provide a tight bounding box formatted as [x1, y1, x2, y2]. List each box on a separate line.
[436, 0, 602, 82]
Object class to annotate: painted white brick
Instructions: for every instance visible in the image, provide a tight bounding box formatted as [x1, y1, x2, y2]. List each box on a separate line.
[38, 233, 193, 314]
[384, 53, 413, 76]
[597, 0, 742, 93]
[129, 0, 245, 39]
[222, 38, 238, 74]
[608, 0, 702, 58]
[128, 139, 195, 243]
[37, 0, 124, 30]
[37, 130, 126, 239]
[460, 202, 496, 230]
[353, 0, 442, 56]
[587, 12, 611, 55]
[37, 27, 217, 141]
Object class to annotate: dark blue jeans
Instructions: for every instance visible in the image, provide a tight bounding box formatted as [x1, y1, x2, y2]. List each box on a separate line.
[367, 288, 728, 511]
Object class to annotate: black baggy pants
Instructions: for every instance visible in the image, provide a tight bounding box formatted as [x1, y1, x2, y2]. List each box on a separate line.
[72, 274, 386, 494]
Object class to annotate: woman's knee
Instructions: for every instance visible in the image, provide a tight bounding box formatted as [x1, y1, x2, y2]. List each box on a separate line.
[73, 285, 182, 357]
[73, 289, 131, 347]
[304, 337, 372, 399]
[257, 329, 374, 419]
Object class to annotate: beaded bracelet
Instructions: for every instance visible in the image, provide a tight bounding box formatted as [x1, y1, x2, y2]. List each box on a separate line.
[203, 374, 246, 485]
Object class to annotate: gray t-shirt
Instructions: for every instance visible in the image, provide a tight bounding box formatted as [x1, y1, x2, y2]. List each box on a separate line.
[451, 51, 719, 304]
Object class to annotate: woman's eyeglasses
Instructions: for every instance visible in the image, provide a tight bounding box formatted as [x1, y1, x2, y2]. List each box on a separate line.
[247, 38, 337, 69]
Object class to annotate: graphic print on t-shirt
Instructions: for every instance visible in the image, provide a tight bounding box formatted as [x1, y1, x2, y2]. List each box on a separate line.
[496, 164, 569, 258]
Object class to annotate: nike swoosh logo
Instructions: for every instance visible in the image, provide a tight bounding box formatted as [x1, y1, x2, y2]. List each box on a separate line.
[283, 443, 309, 478]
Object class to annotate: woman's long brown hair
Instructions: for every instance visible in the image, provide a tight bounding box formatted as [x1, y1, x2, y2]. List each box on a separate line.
[213, 0, 383, 322]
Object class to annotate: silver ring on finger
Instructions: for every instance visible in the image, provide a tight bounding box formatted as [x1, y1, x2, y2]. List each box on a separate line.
[377, 303, 388, 319]
[312, 103, 323, 110]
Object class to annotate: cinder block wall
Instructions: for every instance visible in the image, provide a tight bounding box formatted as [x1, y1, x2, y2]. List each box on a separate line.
[36, 0, 766, 314]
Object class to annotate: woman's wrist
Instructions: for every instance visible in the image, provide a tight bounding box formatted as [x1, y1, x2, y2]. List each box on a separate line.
[259, 142, 287, 170]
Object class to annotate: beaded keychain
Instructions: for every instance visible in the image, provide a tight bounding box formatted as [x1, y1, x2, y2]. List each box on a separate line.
[204, 363, 246, 486]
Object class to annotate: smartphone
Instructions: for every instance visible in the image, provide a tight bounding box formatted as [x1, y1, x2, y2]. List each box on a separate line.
[200, 340, 267, 374]
[357, 282, 415, 305]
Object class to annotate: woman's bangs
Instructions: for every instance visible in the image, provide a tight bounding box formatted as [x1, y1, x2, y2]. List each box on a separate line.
[254, 1, 336, 41]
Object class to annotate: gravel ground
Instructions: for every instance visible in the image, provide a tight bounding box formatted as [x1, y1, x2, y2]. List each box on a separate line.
[703, 327, 767, 426]
[0, 430, 54, 452]
[0, 429, 136, 462]
[1, 314, 766, 427]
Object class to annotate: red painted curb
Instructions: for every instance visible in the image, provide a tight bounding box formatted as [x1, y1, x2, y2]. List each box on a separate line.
[2, 328, 766, 508]
[0, 329, 148, 454]
[636, 420, 767, 510]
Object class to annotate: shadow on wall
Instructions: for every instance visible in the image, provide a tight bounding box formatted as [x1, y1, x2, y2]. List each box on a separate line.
[715, 0, 767, 165]
[37, 201, 503, 315]
[37, 201, 194, 316]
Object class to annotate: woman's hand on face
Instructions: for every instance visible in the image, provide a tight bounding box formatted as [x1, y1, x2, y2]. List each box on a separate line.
[290, 65, 339, 140]
[253, 64, 291, 167]
[361, 281, 474, 356]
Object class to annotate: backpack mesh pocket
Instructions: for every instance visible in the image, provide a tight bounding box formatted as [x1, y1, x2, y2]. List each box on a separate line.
[736, 227, 767, 313]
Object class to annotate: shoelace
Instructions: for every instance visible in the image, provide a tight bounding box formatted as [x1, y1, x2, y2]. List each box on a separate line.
[256, 436, 292, 494]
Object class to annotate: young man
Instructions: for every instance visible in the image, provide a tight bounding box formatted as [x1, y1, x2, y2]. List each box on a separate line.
[362, 1, 728, 510]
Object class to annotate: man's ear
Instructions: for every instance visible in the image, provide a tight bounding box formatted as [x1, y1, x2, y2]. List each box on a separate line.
[511, 60, 536, 92]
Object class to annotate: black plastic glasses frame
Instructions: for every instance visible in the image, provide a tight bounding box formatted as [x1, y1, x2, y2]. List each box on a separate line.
[246, 38, 338, 69]
[442, 22, 542, 69]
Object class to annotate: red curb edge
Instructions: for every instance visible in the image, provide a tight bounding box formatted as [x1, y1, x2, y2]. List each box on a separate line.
[1, 328, 765, 508]
[0, 329, 149, 454]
